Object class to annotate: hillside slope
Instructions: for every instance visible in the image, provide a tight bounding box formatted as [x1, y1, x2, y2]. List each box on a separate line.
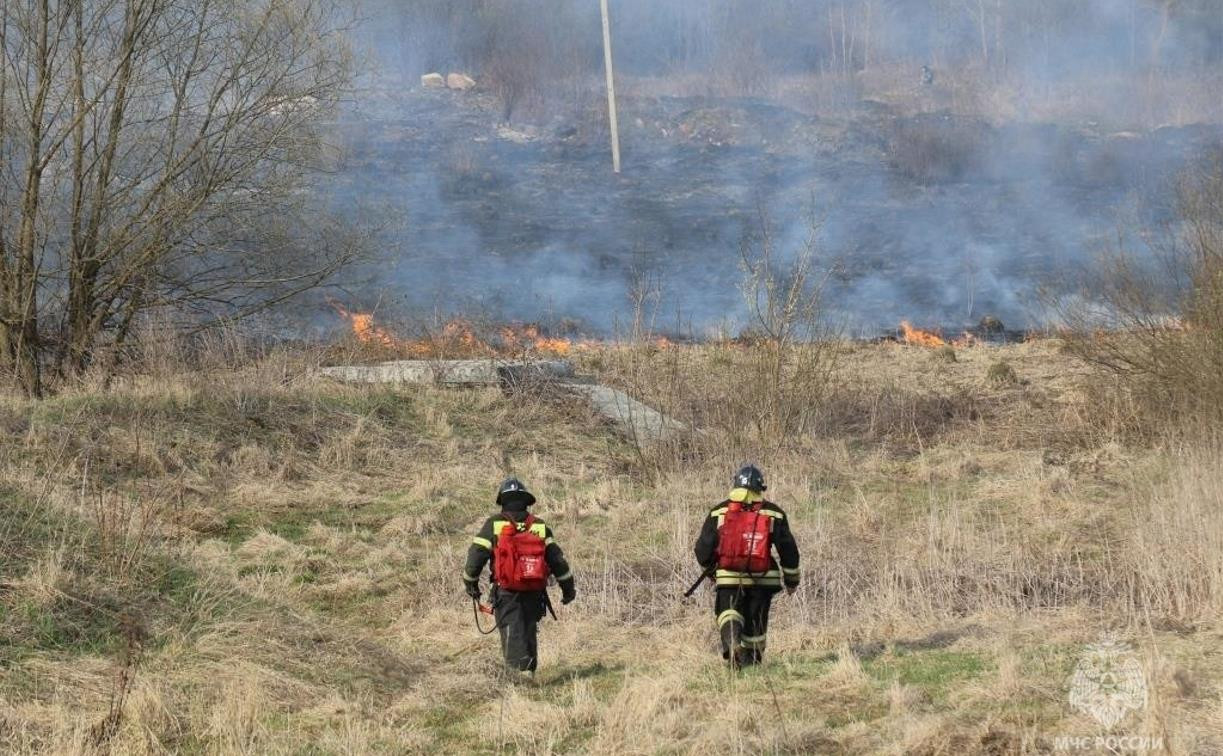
[2, 341, 1221, 753]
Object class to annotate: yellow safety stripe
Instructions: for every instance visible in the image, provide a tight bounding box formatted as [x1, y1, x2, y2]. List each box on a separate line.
[717, 569, 781, 579]
[781, 566, 801, 576]
[463, 570, 479, 582]
[711, 506, 784, 525]
[713, 507, 782, 516]
[545, 537, 556, 546]
[489, 521, 548, 538]
[741, 634, 767, 649]
[716, 568, 782, 586]
[554, 570, 572, 581]
[717, 609, 744, 628]
[471, 537, 492, 550]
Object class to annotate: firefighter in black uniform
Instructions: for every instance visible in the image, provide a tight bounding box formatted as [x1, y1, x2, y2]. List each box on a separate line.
[463, 478, 575, 678]
[694, 465, 800, 668]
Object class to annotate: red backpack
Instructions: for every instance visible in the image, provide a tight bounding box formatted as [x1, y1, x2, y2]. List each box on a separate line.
[717, 501, 772, 573]
[492, 514, 550, 591]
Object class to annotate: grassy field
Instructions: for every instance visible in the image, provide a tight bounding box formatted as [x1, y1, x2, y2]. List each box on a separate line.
[1, 338, 1221, 754]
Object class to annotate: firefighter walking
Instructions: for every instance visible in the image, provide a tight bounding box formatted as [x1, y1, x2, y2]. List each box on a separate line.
[693, 465, 800, 668]
[463, 478, 575, 678]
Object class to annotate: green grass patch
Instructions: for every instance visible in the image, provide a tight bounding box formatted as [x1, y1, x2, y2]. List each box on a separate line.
[0, 489, 211, 665]
[686, 654, 835, 696]
[536, 661, 623, 699]
[865, 649, 989, 702]
[25, 391, 185, 425]
[313, 388, 421, 428]
[221, 512, 256, 545]
[267, 495, 410, 543]
[825, 701, 890, 729]
[772, 654, 837, 681]
[1018, 642, 1081, 680]
[223, 496, 407, 549]
[303, 586, 389, 620]
[421, 704, 477, 741]
[0, 487, 57, 574]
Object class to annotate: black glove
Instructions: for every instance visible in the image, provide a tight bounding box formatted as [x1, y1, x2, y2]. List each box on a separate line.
[465, 582, 481, 600]
[561, 585, 576, 605]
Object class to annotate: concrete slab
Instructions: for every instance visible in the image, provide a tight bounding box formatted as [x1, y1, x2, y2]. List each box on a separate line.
[319, 359, 574, 385]
[318, 359, 684, 442]
[564, 383, 686, 442]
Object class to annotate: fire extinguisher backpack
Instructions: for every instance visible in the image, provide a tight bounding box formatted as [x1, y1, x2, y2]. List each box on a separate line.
[716, 501, 772, 573]
[492, 514, 550, 591]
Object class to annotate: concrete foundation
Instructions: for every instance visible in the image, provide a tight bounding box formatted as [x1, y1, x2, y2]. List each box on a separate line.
[564, 382, 686, 442]
[318, 358, 683, 442]
[319, 359, 574, 386]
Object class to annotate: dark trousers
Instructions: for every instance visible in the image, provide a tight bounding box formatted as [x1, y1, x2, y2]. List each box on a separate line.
[714, 587, 774, 666]
[492, 587, 545, 672]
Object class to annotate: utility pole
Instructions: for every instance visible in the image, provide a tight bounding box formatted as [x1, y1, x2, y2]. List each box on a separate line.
[600, 0, 621, 173]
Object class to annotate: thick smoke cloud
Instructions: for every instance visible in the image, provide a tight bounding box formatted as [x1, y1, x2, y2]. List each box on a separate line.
[328, 1, 1223, 336]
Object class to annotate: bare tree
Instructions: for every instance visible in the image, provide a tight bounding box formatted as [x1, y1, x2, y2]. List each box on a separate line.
[0, 0, 355, 396]
[734, 203, 841, 446]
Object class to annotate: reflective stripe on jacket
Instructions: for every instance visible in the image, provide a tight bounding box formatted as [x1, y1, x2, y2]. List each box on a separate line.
[463, 509, 574, 588]
[693, 490, 801, 590]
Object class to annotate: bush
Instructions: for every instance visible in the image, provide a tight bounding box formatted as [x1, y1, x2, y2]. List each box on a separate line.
[1059, 156, 1223, 434]
[885, 115, 988, 184]
[986, 360, 1017, 386]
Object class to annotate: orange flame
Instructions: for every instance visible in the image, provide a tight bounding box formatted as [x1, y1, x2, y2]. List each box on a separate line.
[328, 300, 624, 357]
[899, 322, 980, 348]
[954, 331, 978, 347]
[899, 321, 947, 347]
[498, 324, 586, 355]
[329, 299, 398, 348]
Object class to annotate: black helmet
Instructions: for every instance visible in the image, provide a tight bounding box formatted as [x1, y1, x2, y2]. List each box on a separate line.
[732, 465, 766, 493]
[496, 477, 536, 507]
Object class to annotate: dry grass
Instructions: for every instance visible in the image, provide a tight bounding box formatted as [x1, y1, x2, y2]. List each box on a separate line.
[2, 336, 1222, 753]
[1057, 158, 1223, 438]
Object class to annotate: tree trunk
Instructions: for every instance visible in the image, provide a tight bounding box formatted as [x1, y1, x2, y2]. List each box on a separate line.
[863, 0, 874, 72]
[1, 319, 41, 397]
[11, 0, 54, 398]
[64, 1, 138, 376]
[65, 262, 102, 375]
[978, 0, 990, 69]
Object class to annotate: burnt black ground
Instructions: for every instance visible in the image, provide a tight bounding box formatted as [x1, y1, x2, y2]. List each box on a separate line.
[320, 86, 1223, 336]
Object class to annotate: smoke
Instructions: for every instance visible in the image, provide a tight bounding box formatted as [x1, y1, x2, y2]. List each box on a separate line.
[323, 0, 1223, 336]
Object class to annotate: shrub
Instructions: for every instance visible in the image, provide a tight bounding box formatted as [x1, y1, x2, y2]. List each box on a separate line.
[1059, 156, 1223, 434]
[885, 115, 988, 184]
[986, 360, 1017, 386]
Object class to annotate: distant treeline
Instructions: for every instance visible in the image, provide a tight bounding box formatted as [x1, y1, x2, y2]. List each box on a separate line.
[371, 0, 1223, 83]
